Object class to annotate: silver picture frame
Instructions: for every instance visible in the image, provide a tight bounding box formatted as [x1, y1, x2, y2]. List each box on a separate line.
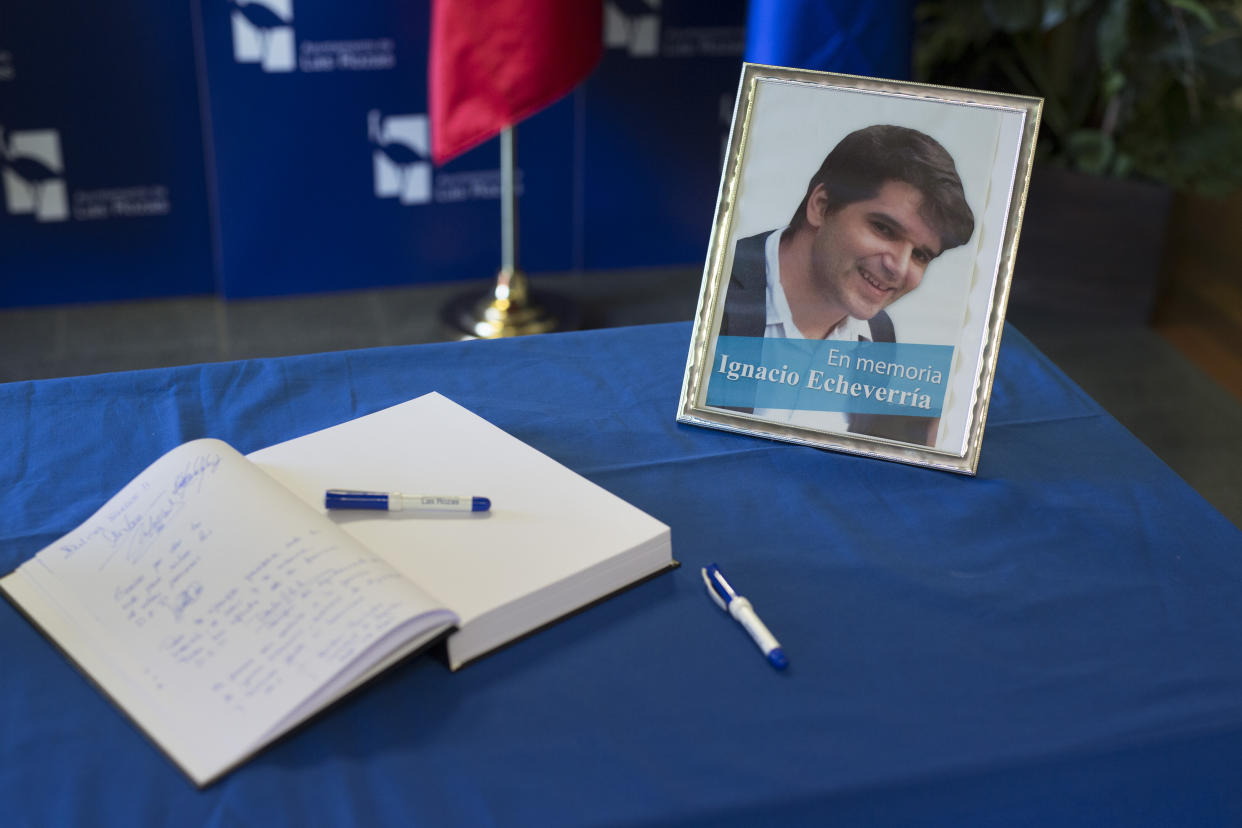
[677, 64, 1042, 474]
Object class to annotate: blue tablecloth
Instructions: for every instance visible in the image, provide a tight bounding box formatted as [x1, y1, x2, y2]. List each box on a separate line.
[3, 322, 1241, 826]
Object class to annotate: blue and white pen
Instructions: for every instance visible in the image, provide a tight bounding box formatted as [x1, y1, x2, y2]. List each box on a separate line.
[325, 489, 491, 512]
[701, 563, 788, 670]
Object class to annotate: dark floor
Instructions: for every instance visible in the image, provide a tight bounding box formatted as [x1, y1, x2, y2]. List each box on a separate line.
[3, 267, 1241, 529]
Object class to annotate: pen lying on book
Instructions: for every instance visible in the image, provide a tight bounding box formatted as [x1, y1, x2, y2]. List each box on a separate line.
[701, 563, 788, 671]
[325, 489, 491, 512]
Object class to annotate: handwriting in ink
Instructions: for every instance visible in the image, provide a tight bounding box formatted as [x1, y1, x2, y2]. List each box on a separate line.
[55, 452, 223, 569]
[171, 453, 223, 497]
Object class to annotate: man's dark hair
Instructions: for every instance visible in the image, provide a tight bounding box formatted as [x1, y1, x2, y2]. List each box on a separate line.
[789, 124, 975, 251]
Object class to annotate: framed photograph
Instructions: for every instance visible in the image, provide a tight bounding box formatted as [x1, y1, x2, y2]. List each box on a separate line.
[677, 64, 1042, 474]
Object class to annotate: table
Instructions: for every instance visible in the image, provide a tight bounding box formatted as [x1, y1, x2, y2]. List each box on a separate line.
[3, 322, 1241, 826]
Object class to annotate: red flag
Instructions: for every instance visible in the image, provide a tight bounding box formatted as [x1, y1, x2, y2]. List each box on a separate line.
[429, 0, 603, 165]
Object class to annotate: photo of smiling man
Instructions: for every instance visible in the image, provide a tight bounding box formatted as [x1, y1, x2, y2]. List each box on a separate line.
[680, 66, 1039, 471]
[714, 124, 975, 446]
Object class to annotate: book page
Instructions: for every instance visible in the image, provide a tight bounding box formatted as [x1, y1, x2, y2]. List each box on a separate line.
[2, 438, 456, 785]
[250, 393, 672, 668]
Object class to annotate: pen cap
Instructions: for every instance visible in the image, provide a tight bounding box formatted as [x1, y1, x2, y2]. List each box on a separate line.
[325, 489, 389, 510]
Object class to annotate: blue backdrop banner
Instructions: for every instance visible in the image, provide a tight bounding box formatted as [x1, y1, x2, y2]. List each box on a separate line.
[745, 0, 914, 79]
[2, 1, 918, 307]
[194, 0, 577, 298]
[0, 0, 215, 307]
[582, 0, 747, 270]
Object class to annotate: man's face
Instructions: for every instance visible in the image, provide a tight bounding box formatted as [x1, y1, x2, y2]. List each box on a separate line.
[806, 179, 943, 322]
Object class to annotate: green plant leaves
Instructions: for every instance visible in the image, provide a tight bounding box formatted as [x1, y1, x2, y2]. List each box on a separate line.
[913, 0, 1242, 195]
[1067, 129, 1116, 174]
[983, 0, 1042, 32]
[1097, 0, 1130, 71]
[1166, 0, 1220, 30]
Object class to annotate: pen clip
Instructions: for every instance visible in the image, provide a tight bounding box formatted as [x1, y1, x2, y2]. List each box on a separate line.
[701, 564, 735, 611]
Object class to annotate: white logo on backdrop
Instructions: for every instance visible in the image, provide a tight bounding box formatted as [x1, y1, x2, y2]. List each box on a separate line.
[0, 50, 14, 82]
[302, 39, 395, 73]
[605, 1, 744, 59]
[369, 111, 432, 206]
[1, 126, 171, 223]
[228, 0, 395, 74]
[1, 127, 68, 222]
[605, 0, 661, 57]
[230, 0, 296, 73]
[368, 111, 510, 206]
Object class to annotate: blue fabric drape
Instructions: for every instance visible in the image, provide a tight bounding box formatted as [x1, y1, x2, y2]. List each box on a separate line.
[745, 0, 914, 78]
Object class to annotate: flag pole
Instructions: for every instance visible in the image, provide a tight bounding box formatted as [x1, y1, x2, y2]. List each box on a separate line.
[442, 125, 573, 339]
[500, 125, 518, 276]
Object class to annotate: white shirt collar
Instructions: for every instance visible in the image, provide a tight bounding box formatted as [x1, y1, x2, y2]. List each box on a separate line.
[763, 228, 874, 342]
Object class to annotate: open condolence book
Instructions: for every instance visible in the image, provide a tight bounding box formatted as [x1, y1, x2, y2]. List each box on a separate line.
[0, 393, 673, 786]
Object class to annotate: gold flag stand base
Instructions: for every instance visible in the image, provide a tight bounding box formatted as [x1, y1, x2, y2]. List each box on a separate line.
[441, 126, 577, 339]
[442, 267, 578, 340]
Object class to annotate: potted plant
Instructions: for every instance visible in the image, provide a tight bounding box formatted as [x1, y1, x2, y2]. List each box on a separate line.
[913, 0, 1242, 323]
